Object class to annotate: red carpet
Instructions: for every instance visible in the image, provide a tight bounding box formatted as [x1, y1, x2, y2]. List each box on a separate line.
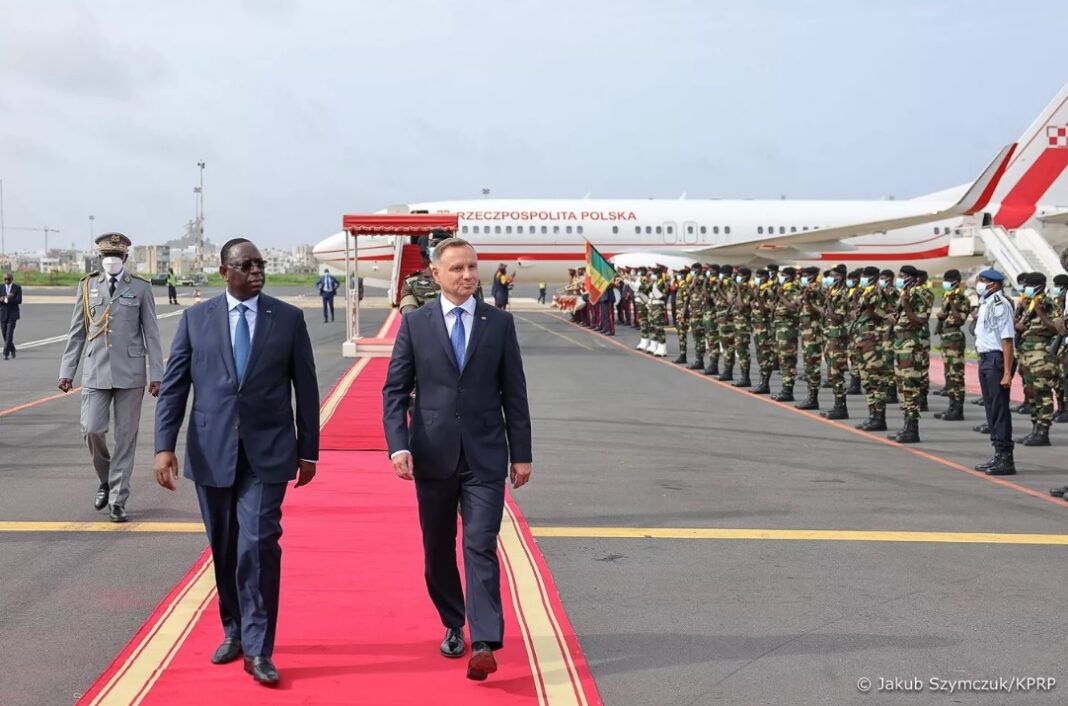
[79, 349, 600, 706]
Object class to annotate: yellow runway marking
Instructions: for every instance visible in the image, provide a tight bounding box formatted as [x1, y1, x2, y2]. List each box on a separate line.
[515, 314, 596, 351]
[532, 526, 1068, 546]
[0, 521, 203, 533]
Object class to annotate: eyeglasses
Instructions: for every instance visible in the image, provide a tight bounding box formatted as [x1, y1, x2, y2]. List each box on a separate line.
[227, 258, 266, 273]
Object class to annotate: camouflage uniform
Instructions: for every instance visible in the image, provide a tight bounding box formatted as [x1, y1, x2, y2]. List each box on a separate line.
[915, 284, 935, 407]
[893, 286, 932, 422]
[937, 284, 972, 409]
[648, 273, 668, 350]
[732, 277, 753, 385]
[1054, 288, 1067, 421]
[854, 283, 893, 429]
[773, 279, 801, 398]
[877, 283, 899, 403]
[798, 279, 825, 400]
[637, 275, 652, 346]
[688, 272, 708, 367]
[822, 282, 852, 399]
[702, 269, 721, 375]
[1018, 294, 1058, 434]
[398, 268, 441, 313]
[674, 276, 691, 360]
[751, 279, 776, 383]
[847, 283, 863, 394]
[714, 276, 736, 378]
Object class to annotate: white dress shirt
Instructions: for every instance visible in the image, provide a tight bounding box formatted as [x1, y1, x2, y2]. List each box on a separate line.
[975, 290, 1015, 353]
[226, 291, 259, 351]
[440, 294, 475, 351]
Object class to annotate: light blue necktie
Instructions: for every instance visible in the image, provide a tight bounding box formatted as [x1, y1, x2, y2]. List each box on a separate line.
[234, 303, 251, 383]
[450, 307, 466, 371]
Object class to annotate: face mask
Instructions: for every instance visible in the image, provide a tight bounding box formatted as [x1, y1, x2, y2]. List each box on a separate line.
[878, 279, 889, 289]
[821, 276, 831, 287]
[734, 275, 743, 283]
[942, 281, 954, 291]
[1053, 287, 1064, 297]
[1024, 286, 1037, 298]
[800, 276, 812, 286]
[859, 277, 871, 287]
[718, 273, 725, 280]
[895, 277, 906, 289]
[847, 279, 858, 288]
[101, 256, 124, 276]
[777, 274, 786, 285]
[754, 277, 764, 285]
[976, 282, 988, 296]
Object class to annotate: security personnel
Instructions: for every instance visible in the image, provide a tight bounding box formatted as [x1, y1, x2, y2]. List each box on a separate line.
[771, 266, 801, 401]
[714, 265, 736, 382]
[398, 229, 451, 313]
[820, 266, 851, 419]
[672, 266, 692, 364]
[749, 268, 775, 394]
[854, 266, 892, 431]
[701, 265, 722, 376]
[845, 269, 864, 395]
[877, 269, 900, 405]
[933, 269, 972, 421]
[1014, 272, 1059, 446]
[58, 232, 164, 521]
[796, 266, 825, 410]
[731, 267, 754, 387]
[887, 265, 930, 443]
[915, 270, 934, 411]
[687, 263, 708, 370]
[1053, 273, 1068, 424]
[973, 269, 1017, 475]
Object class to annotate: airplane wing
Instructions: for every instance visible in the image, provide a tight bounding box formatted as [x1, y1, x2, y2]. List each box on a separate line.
[1036, 209, 1068, 225]
[689, 143, 1016, 259]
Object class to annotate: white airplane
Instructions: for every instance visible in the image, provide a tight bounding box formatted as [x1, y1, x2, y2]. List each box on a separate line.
[314, 84, 1068, 285]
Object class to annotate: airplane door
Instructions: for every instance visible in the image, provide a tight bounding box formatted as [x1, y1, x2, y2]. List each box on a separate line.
[683, 221, 699, 244]
[663, 222, 678, 244]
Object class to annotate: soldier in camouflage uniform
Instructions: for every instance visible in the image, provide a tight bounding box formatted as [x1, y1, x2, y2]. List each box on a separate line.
[647, 267, 669, 357]
[914, 270, 934, 411]
[1014, 272, 1060, 446]
[877, 269, 900, 405]
[672, 266, 692, 365]
[714, 265, 736, 382]
[820, 265, 851, 419]
[771, 266, 801, 402]
[398, 229, 455, 314]
[854, 266, 892, 431]
[795, 266, 825, 410]
[749, 269, 775, 394]
[636, 267, 653, 352]
[701, 265, 722, 376]
[731, 267, 754, 387]
[687, 263, 708, 371]
[1052, 273, 1068, 424]
[933, 269, 972, 422]
[846, 269, 864, 395]
[887, 266, 931, 443]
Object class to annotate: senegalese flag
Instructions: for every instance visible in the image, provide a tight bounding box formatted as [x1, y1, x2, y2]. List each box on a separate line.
[584, 240, 615, 305]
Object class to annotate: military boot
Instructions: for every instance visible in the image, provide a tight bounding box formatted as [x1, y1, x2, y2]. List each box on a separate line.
[750, 373, 771, 395]
[935, 397, 964, 421]
[846, 374, 862, 396]
[933, 387, 948, 397]
[716, 363, 734, 382]
[771, 383, 794, 402]
[672, 352, 688, 365]
[733, 367, 752, 388]
[821, 396, 849, 420]
[971, 397, 985, 406]
[885, 386, 899, 405]
[973, 422, 990, 434]
[984, 449, 1016, 475]
[918, 393, 929, 412]
[855, 406, 877, 431]
[1055, 409, 1068, 423]
[889, 417, 920, 444]
[821, 377, 833, 389]
[869, 408, 888, 431]
[1015, 422, 1038, 445]
[687, 356, 704, 370]
[1023, 424, 1051, 446]
[1012, 402, 1030, 415]
[795, 387, 819, 410]
[702, 358, 719, 376]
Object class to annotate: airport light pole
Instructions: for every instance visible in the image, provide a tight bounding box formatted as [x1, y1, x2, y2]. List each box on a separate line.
[195, 161, 206, 272]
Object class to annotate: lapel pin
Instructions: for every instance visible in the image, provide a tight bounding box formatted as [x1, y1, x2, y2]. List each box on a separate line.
[480, 316, 487, 320]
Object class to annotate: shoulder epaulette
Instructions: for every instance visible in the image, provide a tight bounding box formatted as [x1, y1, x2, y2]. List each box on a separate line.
[82, 271, 100, 281]
[131, 274, 150, 283]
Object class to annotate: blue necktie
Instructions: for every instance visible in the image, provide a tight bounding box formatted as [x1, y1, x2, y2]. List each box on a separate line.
[234, 303, 251, 383]
[450, 307, 466, 371]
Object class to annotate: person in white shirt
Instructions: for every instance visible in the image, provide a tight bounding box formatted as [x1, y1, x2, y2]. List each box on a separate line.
[972, 268, 1017, 475]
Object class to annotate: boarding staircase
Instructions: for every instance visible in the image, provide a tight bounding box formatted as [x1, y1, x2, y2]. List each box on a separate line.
[388, 239, 427, 305]
[949, 226, 1066, 283]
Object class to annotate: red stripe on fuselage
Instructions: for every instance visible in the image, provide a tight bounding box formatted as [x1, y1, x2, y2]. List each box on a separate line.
[993, 148, 1068, 228]
[342, 247, 953, 263]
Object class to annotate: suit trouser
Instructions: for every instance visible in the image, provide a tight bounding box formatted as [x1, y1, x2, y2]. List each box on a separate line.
[415, 454, 505, 649]
[196, 445, 287, 657]
[1, 318, 15, 356]
[321, 294, 335, 321]
[979, 351, 1015, 452]
[80, 386, 145, 507]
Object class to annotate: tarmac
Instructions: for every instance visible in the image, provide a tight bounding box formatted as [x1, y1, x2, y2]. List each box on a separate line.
[2, 289, 1068, 705]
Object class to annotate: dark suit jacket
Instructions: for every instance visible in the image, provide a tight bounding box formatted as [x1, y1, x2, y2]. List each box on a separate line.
[155, 293, 319, 487]
[382, 299, 532, 480]
[0, 283, 21, 322]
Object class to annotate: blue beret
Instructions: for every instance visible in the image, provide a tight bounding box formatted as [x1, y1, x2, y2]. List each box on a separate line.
[977, 268, 1005, 282]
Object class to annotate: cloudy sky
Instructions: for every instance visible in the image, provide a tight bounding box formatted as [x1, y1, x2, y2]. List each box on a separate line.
[1, 0, 1065, 253]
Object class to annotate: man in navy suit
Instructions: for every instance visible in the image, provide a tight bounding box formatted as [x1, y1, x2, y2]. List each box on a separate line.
[383, 237, 533, 681]
[1, 272, 22, 360]
[153, 239, 319, 686]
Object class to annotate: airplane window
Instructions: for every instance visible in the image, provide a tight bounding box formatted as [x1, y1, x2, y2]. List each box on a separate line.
[725, 226, 731, 234]
[566, 226, 573, 234]
[791, 226, 797, 233]
[635, 226, 641, 234]
[506, 226, 512, 234]
[802, 226, 808, 231]
[645, 226, 652, 234]
[758, 226, 764, 235]
[613, 226, 619, 234]
[461, 226, 468, 234]
[666, 226, 672, 234]
[655, 226, 662, 235]
[713, 226, 720, 235]
[700, 226, 706, 234]
[687, 226, 693, 234]
[553, 225, 560, 234]
[541, 225, 547, 234]
[577, 226, 584, 234]
[495, 226, 501, 234]
[777, 226, 783, 234]
[471, 225, 478, 234]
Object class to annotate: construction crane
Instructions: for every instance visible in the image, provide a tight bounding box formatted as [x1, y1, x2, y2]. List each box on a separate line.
[7, 225, 61, 253]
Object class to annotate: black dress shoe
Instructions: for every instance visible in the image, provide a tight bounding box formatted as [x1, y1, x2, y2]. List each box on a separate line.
[94, 483, 109, 511]
[108, 505, 128, 523]
[466, 642, 498, 681]
[440, 627, 465, 658]
[211, 638, 243, 664]
[1049, 487, 1068, 498]
[244, 656, 279, 685]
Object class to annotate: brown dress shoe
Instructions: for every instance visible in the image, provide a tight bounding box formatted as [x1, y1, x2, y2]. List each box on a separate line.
[466, 642, 498, 681]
